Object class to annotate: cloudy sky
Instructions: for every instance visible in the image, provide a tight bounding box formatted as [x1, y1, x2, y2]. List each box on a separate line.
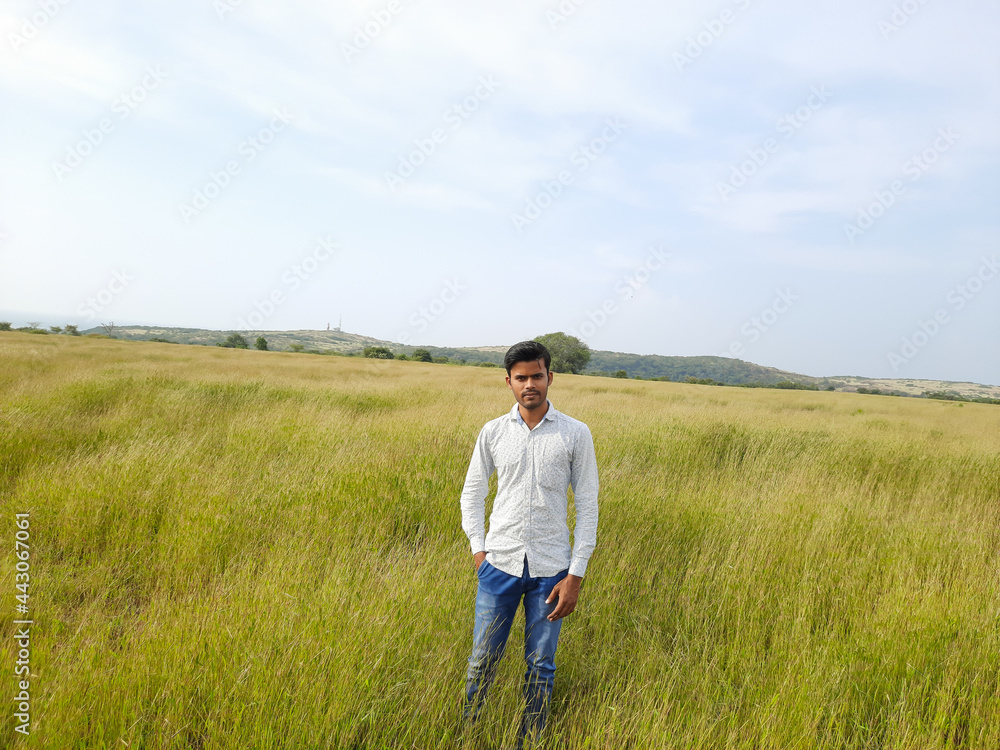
[1, 0, 997, 384]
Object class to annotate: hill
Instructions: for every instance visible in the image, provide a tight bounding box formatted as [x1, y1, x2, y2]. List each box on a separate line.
[85, 324, 395, 353]
[78, 324, 998, 399]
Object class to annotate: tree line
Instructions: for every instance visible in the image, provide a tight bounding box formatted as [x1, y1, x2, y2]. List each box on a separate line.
[1, 322, 82, 335]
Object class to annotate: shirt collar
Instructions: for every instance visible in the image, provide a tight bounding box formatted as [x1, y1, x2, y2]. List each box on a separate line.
[510, 398, 558, 426]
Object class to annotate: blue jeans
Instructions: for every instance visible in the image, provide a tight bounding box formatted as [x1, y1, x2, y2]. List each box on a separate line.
[464, 554, 569, 743]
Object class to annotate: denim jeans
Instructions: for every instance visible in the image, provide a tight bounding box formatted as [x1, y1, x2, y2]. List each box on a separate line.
[463, 554, 569, 744]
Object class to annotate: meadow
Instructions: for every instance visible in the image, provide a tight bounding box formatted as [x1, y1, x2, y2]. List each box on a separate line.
[1, 332, 998, 749]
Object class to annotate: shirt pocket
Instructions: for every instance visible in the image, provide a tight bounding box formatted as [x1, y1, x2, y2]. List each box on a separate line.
[537, 438, 571, 496]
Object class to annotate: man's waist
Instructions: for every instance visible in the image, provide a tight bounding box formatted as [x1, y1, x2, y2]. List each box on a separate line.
[485, 526, 571, 540]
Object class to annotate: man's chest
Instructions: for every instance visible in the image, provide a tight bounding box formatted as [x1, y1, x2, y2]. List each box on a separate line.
[493, 427, 572, 492]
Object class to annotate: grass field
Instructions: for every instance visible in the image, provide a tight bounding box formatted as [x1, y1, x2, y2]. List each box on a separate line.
[1, 332, 998, 749]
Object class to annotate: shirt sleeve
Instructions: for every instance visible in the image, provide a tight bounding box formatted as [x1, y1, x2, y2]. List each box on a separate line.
[460, 423, 496, 555]
[568, 425, 599, 578]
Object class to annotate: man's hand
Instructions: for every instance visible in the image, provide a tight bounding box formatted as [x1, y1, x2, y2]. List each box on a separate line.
[473, 551, 487, 571]
[546, 574, 582, 621]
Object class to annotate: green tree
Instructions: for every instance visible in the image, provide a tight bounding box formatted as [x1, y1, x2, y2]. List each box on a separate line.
[363, 346, 394, 359]
[533, 332, 591, 374]
[0, 322, 11, 331]
[614, 370, 627, 379]
[64, 324, 80, 336]
[50, 326, 63, 334]
[217, 333, 249, 349]
[255, 337, 268, 351]
[395, 353, 409, 360]
[288, 343, 305, 353]
[411, 348, 433, 362]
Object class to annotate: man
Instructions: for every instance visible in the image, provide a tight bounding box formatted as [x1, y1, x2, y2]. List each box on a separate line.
[459, 340, 599, 747]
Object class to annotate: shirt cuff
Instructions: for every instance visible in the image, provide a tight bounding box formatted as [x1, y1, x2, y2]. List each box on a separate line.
[568, 558, 588, 578]
[469, 537, 486, 555]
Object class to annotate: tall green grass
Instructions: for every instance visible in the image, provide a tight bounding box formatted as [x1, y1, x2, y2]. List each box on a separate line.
[1, 333, 998, 748]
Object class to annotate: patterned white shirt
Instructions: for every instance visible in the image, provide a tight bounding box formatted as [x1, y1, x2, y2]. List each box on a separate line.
[460, 398, 599, 578]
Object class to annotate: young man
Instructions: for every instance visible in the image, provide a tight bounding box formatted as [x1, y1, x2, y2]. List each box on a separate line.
[459, 340, 599, 747]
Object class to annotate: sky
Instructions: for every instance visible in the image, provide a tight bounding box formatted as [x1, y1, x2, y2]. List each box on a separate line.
[0, 0, 998, 384]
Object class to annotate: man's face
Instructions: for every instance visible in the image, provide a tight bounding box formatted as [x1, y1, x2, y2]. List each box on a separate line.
[506, 358, 553, 410]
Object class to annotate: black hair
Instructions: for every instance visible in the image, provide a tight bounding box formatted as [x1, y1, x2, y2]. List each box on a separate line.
[503, 340, 551, 376]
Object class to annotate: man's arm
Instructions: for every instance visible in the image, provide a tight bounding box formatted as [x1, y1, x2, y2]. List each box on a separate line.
[460, 424, 495, 566]
[547, 425, 599, 621]
[567, 425, 599, 578]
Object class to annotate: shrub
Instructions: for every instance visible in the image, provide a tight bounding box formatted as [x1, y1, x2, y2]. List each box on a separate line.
[217, 333, 249, 349]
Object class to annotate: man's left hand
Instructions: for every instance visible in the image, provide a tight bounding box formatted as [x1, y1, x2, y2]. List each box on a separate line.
[546, 574, 583, 621]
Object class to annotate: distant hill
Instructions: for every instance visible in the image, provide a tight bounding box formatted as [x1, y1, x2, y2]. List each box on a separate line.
[92, 325, 397, 353]
[584, 351, 820, 386]
[81, 324, 999, 399]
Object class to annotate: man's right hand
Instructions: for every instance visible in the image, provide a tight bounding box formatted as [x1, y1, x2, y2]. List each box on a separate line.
[473, 551, 487, 571]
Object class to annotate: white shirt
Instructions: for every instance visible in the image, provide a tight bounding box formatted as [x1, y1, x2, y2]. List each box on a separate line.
[460, 398, 599, 578]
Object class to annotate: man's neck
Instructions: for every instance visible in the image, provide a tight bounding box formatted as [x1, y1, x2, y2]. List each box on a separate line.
[519, 399, 548, 430]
